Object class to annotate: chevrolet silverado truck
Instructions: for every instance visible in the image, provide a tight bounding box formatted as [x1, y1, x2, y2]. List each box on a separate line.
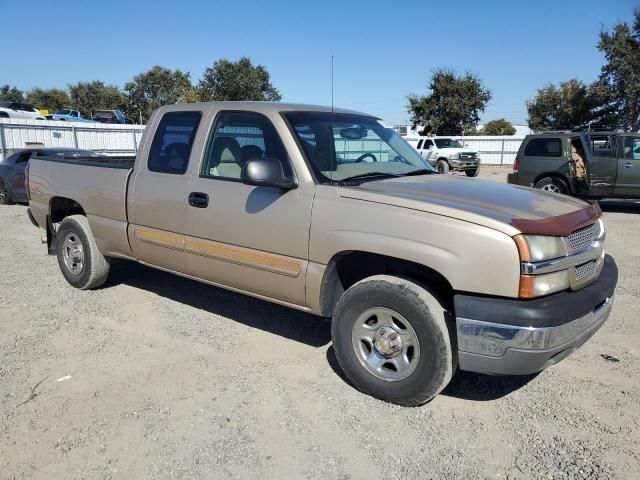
[26, 102, 617, 406]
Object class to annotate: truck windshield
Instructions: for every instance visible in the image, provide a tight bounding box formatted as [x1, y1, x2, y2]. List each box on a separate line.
[284, 112, 433, 183]
[434, 138, 463, 149]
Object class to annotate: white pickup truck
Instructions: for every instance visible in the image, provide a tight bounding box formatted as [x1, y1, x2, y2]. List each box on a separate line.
[414, 137, 480, 176]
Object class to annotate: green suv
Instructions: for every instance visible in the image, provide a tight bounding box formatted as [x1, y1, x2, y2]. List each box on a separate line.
[508, 132, 640, 198]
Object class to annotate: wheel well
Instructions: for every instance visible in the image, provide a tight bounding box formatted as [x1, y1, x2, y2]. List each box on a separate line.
[437, 157, 448, 162]
[533, 172, 570, 188]
[49, 196, 86, 223]
[319, 251, 454, 317]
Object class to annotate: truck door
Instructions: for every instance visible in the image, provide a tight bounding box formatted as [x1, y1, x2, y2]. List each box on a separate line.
[183, 110, 314, 307]
[127, 107, 208, 274]
[614, 135, 640, 197]
[585, 134, 618, 197]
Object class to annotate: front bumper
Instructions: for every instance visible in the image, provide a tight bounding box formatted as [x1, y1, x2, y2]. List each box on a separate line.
[454, 255, 618, 375]
[450, 160, 479, 171]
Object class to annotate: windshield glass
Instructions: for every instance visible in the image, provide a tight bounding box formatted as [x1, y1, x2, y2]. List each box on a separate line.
[434, 138, 463, 149]
[285, 112, 433, 183]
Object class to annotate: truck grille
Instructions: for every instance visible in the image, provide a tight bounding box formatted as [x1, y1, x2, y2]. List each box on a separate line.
[566, 221, 601, 254]
[574, 260, 597, 281]
[460, 152, 477, 160]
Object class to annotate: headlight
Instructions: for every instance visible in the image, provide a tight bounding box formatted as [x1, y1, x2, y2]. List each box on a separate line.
[449, 153, 460, 160]
[519, 270, 570, 298]
[513, 234, 567, 262]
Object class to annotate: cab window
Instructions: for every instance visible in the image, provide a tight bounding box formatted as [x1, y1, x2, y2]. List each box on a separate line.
[623, 137, 640, 160]
[588, 135, 616, 158]
[201, 111, 290, 181]
[148, 111, 202, 174]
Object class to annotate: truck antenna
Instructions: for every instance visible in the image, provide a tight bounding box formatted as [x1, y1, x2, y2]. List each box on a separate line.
[331, 55, 334, 113]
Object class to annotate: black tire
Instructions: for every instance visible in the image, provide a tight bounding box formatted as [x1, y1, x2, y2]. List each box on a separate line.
[534, 176, 568, 195]
[436, 160, 450, 174]
[465, 167, 480, 177]
[332, 275, 454, 406]
[56, 215, 110, 289]
[0, 177, 14, 205]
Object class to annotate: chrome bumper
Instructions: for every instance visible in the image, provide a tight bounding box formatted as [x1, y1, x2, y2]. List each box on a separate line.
[456, 295, 614, 375]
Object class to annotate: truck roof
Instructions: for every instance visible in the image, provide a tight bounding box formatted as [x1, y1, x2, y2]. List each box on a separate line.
[155, 101, 374, 118]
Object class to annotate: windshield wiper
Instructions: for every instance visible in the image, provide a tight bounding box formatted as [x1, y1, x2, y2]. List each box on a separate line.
[338, 172, 400, 182]
[403, 169, 433, 176]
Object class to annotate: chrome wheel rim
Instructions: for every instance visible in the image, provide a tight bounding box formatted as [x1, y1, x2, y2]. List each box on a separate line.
[351, 307, 420, 382]
[62, 233, 84, 275]
[541, 183, 560, 193]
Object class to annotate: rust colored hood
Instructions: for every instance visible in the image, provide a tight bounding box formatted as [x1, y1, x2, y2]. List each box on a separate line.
[339, 175, 598, 236]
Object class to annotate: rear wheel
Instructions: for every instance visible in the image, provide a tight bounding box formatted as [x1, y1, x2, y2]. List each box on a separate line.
[332, 275, 454, 406]
[0, 178, 14, 205]
[534, 176, 568, 194]
[436, 160, 450, 174]
[56, 215, 110, 289]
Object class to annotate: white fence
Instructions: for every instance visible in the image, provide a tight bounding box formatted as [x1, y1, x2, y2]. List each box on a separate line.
[405, 136, 525, 165]
[0, 118, 145, 161]
[0, 119, 525, 165]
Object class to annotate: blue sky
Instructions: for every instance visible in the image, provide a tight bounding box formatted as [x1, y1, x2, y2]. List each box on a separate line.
[2, 0, 637, 125]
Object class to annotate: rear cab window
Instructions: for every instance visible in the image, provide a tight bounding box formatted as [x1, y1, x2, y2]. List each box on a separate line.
[523, 138, 563, 157]
[148, 111, 202, 174]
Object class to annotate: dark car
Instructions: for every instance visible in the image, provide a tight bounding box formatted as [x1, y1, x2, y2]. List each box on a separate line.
[508, 132, 640, 198]
[0, 148, 100, 204]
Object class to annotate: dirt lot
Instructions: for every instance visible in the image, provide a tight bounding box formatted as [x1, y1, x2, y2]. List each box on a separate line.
[1, 166, 639, 479]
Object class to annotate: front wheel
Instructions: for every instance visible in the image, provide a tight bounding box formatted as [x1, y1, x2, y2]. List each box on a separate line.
[436, 160, 450, 174]
[465, 167, 480, 177]
[56, 215, 110, 289]
[534, 176, 568, 195]
[332, 275, 454, 406]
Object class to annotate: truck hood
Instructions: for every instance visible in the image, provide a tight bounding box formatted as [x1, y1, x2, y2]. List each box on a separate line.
[435, 147, 477, 154]
[338, 175, 595, 236]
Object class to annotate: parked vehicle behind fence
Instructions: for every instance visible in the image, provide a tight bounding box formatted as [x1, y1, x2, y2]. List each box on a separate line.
[93, 109, 129, 124]
[0, 102, 45, 120]
[46, 109, 94, 122]
[414, 137, 480, 176]
[508, 132, 640, 198]
[26, 102, 617, 406]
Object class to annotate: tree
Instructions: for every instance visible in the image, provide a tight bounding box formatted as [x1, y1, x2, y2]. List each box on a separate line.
[526, 79, 612, 131]
[480, 118, 517, 135]
[0, 85, 25, 102]
[199, 57, 281, 102]
[598, 8, 640, 131]
[124, 66, 192, 123]
[407, 69, 492, 135]
[25, 88, 71, 111]
[68, 81, 127, 118]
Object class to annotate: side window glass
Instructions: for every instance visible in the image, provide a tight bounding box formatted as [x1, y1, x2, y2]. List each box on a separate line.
[623, 137, 640, 160]
[588, 135, 615, 158]
[15, 152, 31, 163]
[425, 140, 433, 149]
[148, 111, 202, 174]
[524, 138, 562, 157]
[201, 111, 290, 180]
[416, 139, 423, 149]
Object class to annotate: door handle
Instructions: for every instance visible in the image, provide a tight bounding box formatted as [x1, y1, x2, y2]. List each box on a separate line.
[188, 192, 209, 208]
[622, 163, 634, 168]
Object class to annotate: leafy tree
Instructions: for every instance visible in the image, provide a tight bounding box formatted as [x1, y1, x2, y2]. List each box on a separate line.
[0, 85, 25, 102]
[598, 8, 640, 131]
[25, 88, 71, 111]
[124, 66, 192, 123]
[480, 118, 517, 135]
[68, 81, 127, 118]
[199, 57, 281, 102]
[526, 79, 612, 131]
[178, 87, 203, 104]
[407, 69, 492, 135]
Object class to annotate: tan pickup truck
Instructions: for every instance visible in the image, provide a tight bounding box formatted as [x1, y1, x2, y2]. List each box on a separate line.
[26, 102, 618, 406]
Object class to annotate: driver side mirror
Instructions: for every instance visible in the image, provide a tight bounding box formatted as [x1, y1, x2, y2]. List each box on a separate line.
[241, 157, 297, 190]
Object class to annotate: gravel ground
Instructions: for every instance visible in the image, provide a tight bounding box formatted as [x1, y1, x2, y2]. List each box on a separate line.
[1, 166, 639, 479]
